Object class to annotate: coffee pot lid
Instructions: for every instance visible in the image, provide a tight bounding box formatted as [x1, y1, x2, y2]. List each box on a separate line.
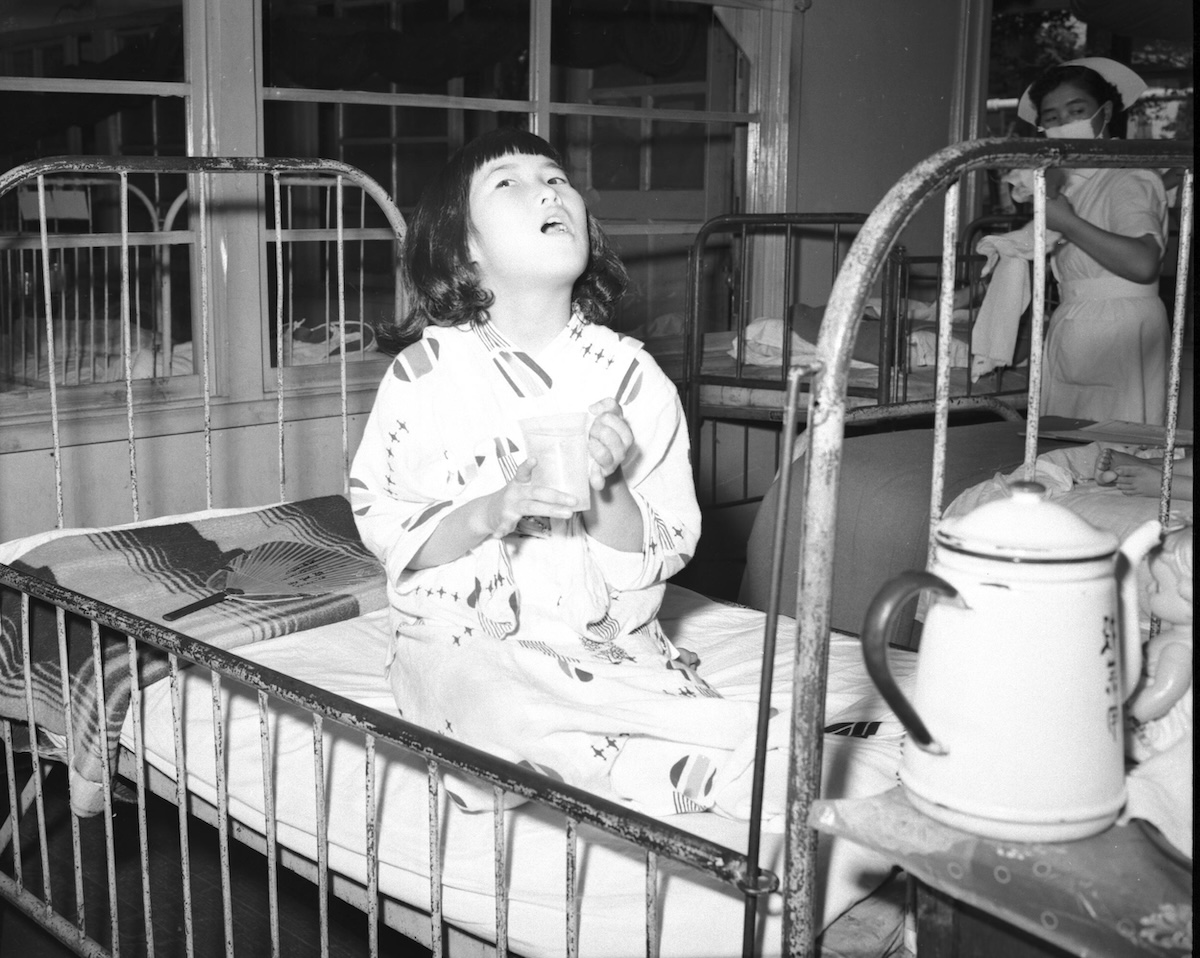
[937, 480, 1118, 560]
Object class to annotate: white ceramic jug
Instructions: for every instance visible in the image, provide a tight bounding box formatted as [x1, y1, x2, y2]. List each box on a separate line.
[861, 480, 1162, 842]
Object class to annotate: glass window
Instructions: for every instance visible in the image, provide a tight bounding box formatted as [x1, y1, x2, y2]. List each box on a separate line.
[1, 4, 190, 401]
[2, 0, 768, 408]
[0, 4, 184, 83]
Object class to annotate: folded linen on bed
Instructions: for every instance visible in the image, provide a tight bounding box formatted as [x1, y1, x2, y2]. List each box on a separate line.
[0, 494, 386, 816]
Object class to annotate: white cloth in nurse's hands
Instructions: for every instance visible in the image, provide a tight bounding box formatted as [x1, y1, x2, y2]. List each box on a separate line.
[969, 192, 1069, 383]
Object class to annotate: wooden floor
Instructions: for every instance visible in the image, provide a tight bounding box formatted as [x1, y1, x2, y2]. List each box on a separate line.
[0, 754, 425, 957]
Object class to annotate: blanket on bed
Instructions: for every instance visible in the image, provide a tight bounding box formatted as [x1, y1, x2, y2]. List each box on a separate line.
[0, 495, 387, 816]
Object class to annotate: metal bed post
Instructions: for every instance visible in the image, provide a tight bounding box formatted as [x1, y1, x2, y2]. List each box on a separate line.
[1159, 168, 1194, 526]
[742, 362, 818, 956]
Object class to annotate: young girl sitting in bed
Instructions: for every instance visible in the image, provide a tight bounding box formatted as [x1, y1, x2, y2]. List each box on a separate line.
[351, 128, 768, 817]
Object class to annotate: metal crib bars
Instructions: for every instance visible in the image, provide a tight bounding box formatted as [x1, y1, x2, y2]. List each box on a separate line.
[0, 156, 408, 526]
[682, 211, 867, 508]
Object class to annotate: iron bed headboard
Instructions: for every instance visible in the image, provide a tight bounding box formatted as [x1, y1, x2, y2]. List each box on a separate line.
[787, 135, 1193, 948]
[680, 209, 1034, 511]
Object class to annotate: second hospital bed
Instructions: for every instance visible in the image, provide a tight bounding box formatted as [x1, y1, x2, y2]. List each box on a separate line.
[674, 212, 1033, 444]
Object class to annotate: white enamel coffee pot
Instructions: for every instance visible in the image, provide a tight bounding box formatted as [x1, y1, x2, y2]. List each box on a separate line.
[861, 480, 1162, 842]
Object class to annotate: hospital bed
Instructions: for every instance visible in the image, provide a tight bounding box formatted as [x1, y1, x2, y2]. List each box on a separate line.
[672, 211, 1035, 511]
[0, 154, 912, 958]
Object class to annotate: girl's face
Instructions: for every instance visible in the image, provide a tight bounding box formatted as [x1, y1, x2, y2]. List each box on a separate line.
[466, 151, 589, 296]
[1037, 81, 1111, 135]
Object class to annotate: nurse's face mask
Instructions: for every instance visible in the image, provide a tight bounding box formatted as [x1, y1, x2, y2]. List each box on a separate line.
[1041, 104, 1107, 139]
[1037, 80, 1111, 141]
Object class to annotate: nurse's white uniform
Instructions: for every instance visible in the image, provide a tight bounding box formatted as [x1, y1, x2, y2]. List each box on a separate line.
[1042, 167, 1169, 425]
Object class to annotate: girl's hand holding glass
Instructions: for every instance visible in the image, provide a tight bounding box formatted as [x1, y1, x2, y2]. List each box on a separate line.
[483, 459, 580, 537]
[586, 398, 634, 490]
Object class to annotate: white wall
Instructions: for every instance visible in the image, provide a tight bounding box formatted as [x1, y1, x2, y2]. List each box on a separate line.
[0, 413, 367, 541]
[789, 0, 972, 263]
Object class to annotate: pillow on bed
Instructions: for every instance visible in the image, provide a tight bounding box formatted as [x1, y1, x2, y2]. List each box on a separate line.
[284, 319, 378, 365]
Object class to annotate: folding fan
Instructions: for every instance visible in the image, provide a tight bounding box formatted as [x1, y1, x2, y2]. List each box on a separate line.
[163, 540, 380, 621]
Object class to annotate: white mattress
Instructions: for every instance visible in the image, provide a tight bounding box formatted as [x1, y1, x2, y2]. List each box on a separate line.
[115, 583, 916, 958]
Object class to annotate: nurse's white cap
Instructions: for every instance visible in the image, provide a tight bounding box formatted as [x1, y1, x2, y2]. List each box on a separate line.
[1017, 57, 1148, 124]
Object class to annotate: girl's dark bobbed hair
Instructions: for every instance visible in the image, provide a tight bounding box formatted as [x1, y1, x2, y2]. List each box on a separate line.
[376, 127, 628, 355]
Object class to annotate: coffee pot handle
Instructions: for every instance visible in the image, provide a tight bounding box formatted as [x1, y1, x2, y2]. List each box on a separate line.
[861, 570, 958, 755]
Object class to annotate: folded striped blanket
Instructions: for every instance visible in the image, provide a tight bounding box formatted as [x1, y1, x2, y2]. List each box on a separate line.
[0, 495, 387, 816]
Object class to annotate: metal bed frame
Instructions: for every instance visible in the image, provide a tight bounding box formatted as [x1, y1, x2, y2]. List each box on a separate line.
[681, 210, 1040, 510]
[0, 155, 797, 958]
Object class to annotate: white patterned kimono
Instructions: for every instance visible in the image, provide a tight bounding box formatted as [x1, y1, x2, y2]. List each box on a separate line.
[351, 316, 764, 816]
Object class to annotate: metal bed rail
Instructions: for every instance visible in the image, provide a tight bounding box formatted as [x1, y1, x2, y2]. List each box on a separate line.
[680, 210, 1038, 511]
[787, 136, 1193, 952]
[0, 562, 775, 958]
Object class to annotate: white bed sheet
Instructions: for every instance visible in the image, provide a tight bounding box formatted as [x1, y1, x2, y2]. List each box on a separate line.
[114, 583, 916, 958]
[1, 321, 193, 387]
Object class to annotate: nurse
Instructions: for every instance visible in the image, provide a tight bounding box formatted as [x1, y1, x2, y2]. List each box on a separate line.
[1018, 57, 1170, 424]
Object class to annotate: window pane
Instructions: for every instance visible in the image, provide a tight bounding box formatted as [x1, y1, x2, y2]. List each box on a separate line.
[265, 103, 537, 212]
[0, 4, 184, 82]
[590, 110, 643, 191]
[648, 95, 708, 190]
[551, 1, 711, 106]
[608, 233, 693, 343]
[265, 237, 398, 370]
[263, 0, 529, 101]
[1, 88, 186, 168]
[259, 171, 403, 371]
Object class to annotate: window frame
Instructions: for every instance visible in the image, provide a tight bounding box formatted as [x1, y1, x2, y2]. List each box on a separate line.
[0, 0, 796, 453]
